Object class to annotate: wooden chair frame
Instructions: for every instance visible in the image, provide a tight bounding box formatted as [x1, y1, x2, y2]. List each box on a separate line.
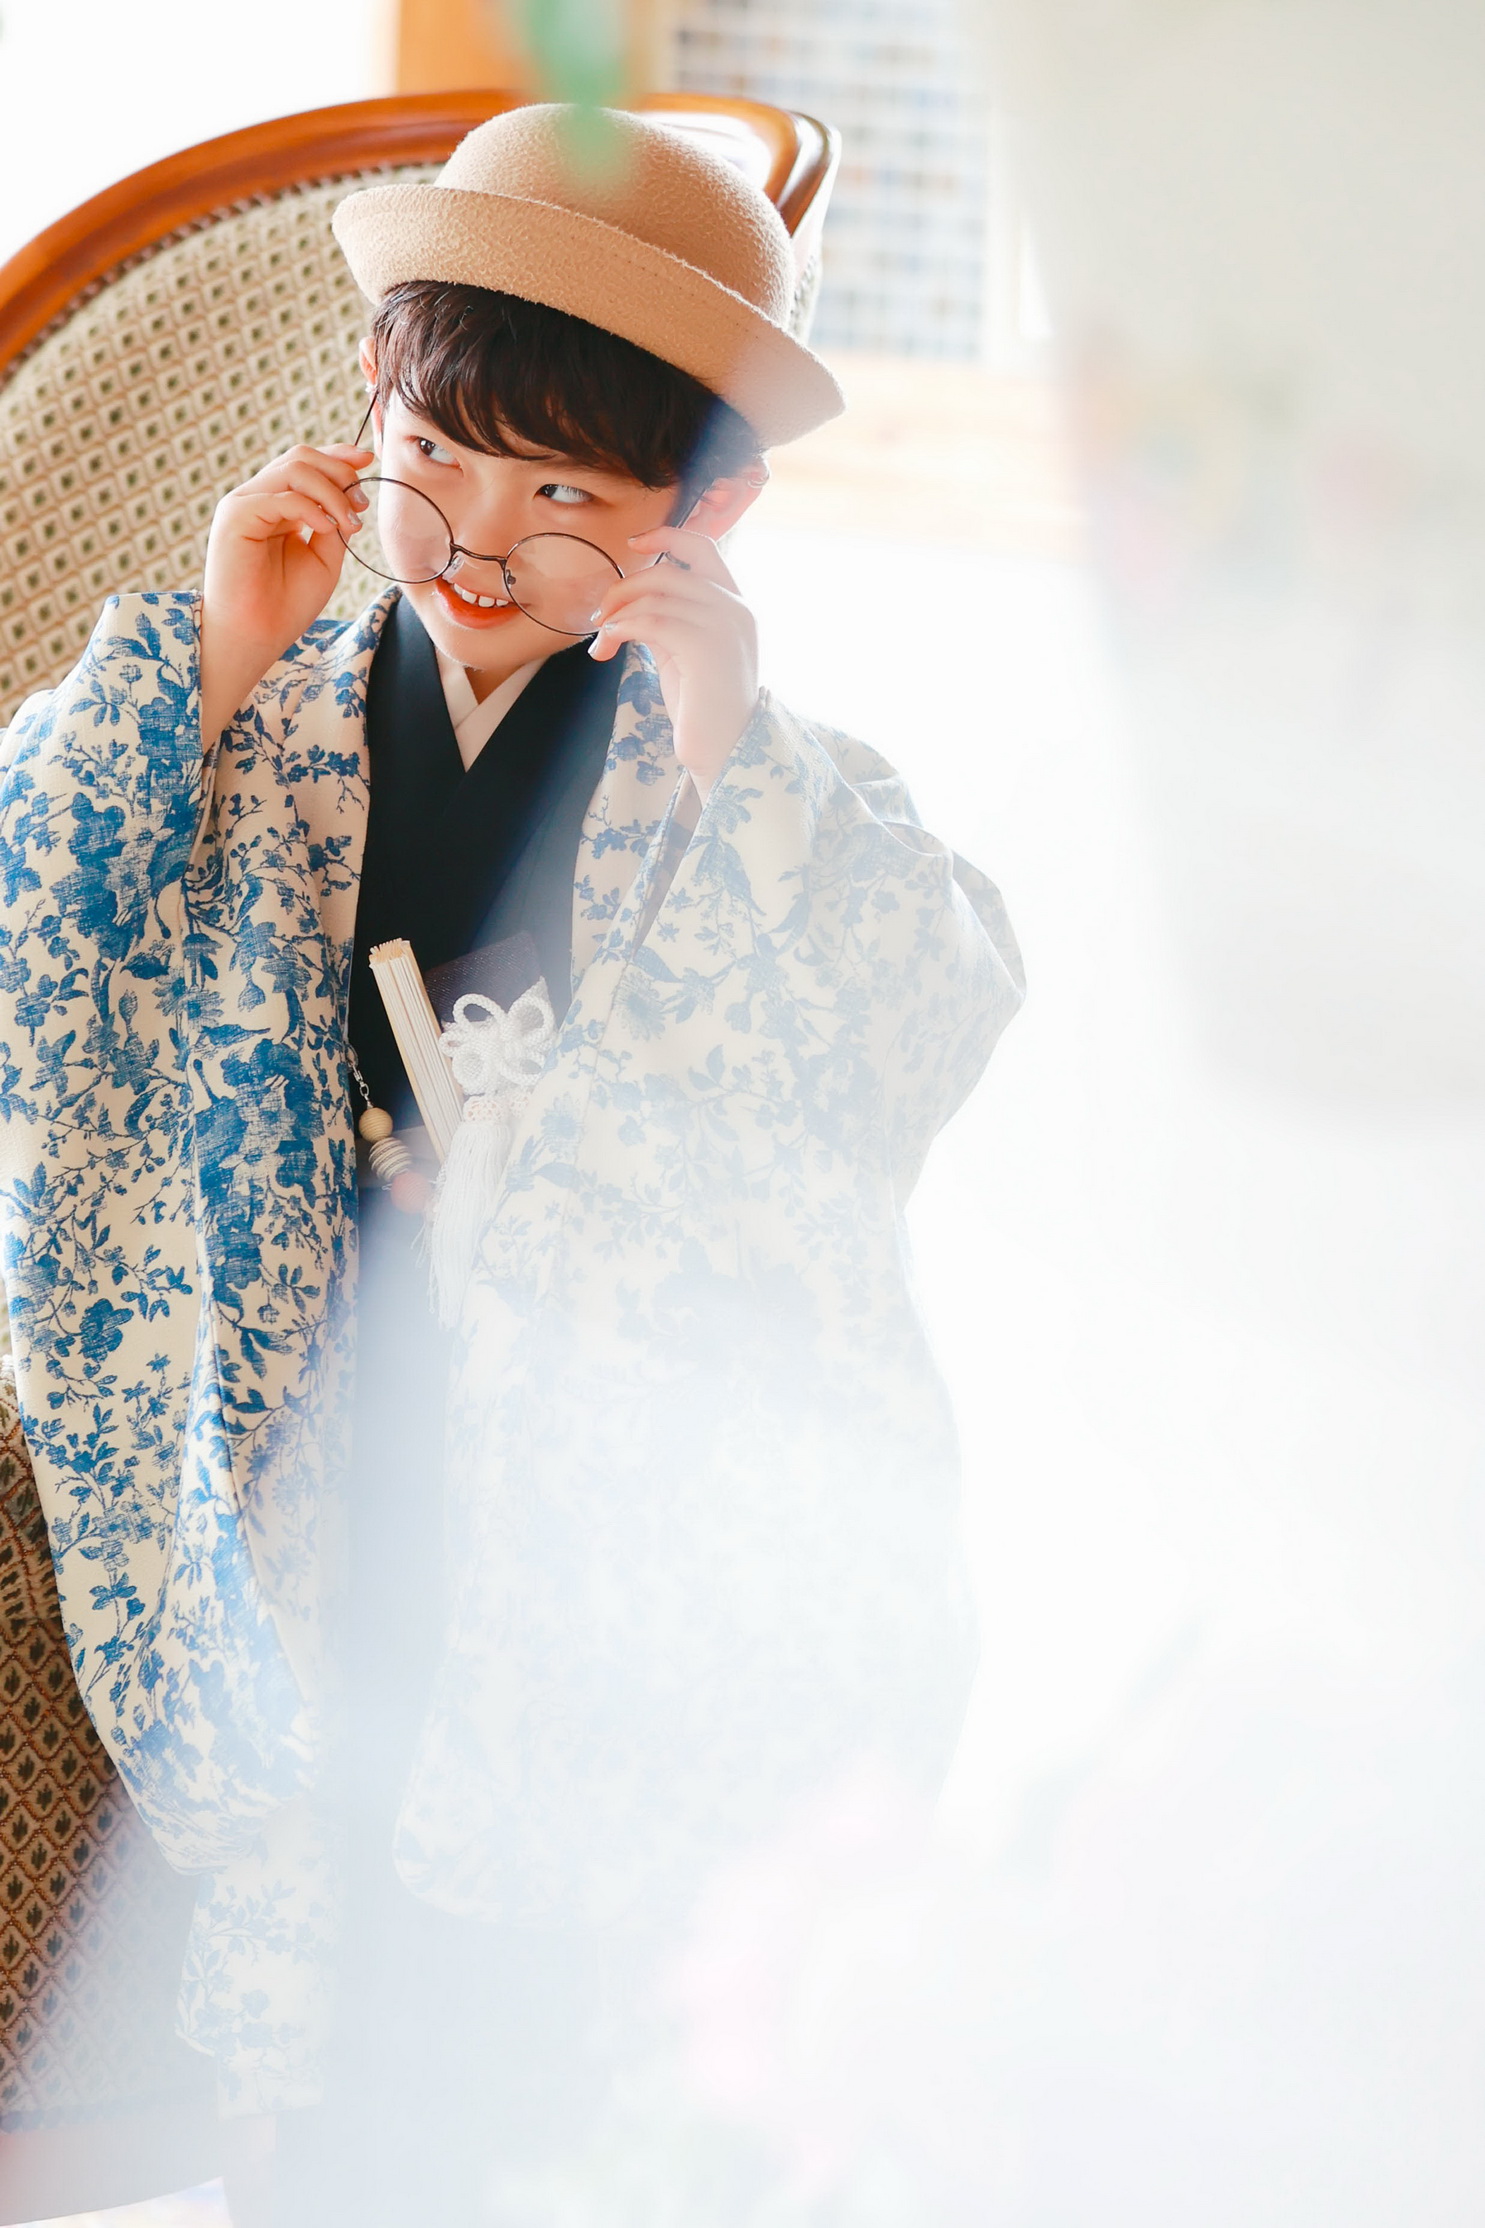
[0, 91, 840, 388]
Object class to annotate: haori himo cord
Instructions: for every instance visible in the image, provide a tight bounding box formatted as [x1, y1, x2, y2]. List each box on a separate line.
[0, 105, 1024, 2222]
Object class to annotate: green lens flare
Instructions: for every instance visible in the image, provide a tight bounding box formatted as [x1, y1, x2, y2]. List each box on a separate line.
[487, 0, 630, 172]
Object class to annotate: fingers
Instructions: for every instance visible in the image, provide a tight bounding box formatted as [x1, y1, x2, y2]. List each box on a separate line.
[248, 444, 373, 504]
[253, 442, 373, 488]
[587, 593, 740, 664]
[587, 560, 756, 671]
[265, 441, 374, 480]
[593, 585, 731, 633]
[591, 563, 743, 633]
[625, 525, 740, 591]
[225, 489, 356, 545]
[228, 455, 368, 541]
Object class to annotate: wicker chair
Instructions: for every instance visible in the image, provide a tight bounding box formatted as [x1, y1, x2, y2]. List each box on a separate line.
[0, 90, 838, 723]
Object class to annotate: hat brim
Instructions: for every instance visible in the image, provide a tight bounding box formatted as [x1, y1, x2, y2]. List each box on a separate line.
[331, 182, 843, 450]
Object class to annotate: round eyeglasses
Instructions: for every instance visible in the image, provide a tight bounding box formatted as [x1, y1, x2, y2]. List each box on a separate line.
[339, 476, 626, 637]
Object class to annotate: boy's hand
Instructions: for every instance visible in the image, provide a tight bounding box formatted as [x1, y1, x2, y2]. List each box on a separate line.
[199, 443, 372, 750]
[588, 527, 759, 798]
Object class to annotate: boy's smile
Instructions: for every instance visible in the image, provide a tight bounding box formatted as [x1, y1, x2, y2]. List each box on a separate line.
[429, 574, 521, 631]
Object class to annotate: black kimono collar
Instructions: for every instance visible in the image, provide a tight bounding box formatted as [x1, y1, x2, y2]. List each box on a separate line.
[346, 593, 623, 1123]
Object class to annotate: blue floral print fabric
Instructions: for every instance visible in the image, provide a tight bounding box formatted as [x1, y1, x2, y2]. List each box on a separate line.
[0, 588, 1023, 2106]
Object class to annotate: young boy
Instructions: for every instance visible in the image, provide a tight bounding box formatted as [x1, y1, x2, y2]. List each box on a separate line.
[0, 105, 1022, 2218]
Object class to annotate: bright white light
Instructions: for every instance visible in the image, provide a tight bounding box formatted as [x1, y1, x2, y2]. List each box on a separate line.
[0, 0, 383, 266]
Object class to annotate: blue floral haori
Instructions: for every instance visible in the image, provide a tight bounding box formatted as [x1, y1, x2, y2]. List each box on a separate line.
[0, 589, 1023, 2107]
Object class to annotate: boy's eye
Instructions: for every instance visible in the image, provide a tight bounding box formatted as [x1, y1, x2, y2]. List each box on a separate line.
[414, 436, 457, 465]
[537, 482, 592, 507]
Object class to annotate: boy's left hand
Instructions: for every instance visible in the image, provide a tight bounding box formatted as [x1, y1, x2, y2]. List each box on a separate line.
[587, 527, 759, 798]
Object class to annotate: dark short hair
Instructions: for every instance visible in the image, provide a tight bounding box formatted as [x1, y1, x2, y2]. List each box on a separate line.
[369, 282, 761, 494]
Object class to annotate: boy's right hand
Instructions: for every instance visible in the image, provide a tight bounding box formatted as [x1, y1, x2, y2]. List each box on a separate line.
[199, 443, 372, 751]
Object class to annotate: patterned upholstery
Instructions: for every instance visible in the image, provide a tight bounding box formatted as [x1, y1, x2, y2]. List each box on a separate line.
[0, 169, 437, 724]
[0, 1362, 210, 2129]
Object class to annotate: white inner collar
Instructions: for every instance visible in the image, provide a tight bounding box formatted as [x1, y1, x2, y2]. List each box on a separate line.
[436, 648, 549, 770]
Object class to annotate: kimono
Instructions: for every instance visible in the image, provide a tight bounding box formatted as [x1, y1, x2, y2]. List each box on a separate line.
[0, 588, 1023, 2108]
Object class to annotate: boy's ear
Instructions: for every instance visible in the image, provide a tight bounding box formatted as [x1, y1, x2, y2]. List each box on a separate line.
[685, 456, 770, 539]
[358, 337, 378, 390]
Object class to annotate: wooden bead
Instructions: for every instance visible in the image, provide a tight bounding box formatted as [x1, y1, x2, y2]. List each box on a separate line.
[358, 1105, 394, 1142]
[367, 1133, 413, 1182]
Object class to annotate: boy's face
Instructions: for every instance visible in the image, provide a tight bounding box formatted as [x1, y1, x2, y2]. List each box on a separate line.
[373, 394, 684, 679]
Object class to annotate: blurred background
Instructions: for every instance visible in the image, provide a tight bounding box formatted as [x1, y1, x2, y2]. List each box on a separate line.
[3, 1, 1484, 2222]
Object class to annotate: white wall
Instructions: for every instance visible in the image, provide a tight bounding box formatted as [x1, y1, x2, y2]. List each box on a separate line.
[0, 0, 385, 267]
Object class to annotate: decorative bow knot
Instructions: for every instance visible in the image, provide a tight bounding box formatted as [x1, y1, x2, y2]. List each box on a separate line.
[439, 986, 556, 1101]
[427, 982, 557, 1325]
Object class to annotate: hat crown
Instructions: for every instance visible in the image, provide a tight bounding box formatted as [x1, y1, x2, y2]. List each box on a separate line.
[438, 105, 795, 328]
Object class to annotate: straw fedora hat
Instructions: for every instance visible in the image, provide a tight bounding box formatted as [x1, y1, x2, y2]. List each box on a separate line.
[331, 104, 843, 449]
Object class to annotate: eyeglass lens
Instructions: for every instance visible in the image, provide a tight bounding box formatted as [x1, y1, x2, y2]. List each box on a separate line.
[340, 477, 622, 637]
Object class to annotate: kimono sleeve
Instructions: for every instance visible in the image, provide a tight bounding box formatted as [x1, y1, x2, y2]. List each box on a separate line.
[818, 716, 1025, 1190]
[678, 690, 1025, 1195]
[0, 591, 205, 987]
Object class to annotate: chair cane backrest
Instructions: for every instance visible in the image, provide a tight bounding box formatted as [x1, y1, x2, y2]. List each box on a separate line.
[0, 92, 838, 721]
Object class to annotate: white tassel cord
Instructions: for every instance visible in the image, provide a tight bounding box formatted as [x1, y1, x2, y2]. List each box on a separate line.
[427, 985, 557, 1326]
